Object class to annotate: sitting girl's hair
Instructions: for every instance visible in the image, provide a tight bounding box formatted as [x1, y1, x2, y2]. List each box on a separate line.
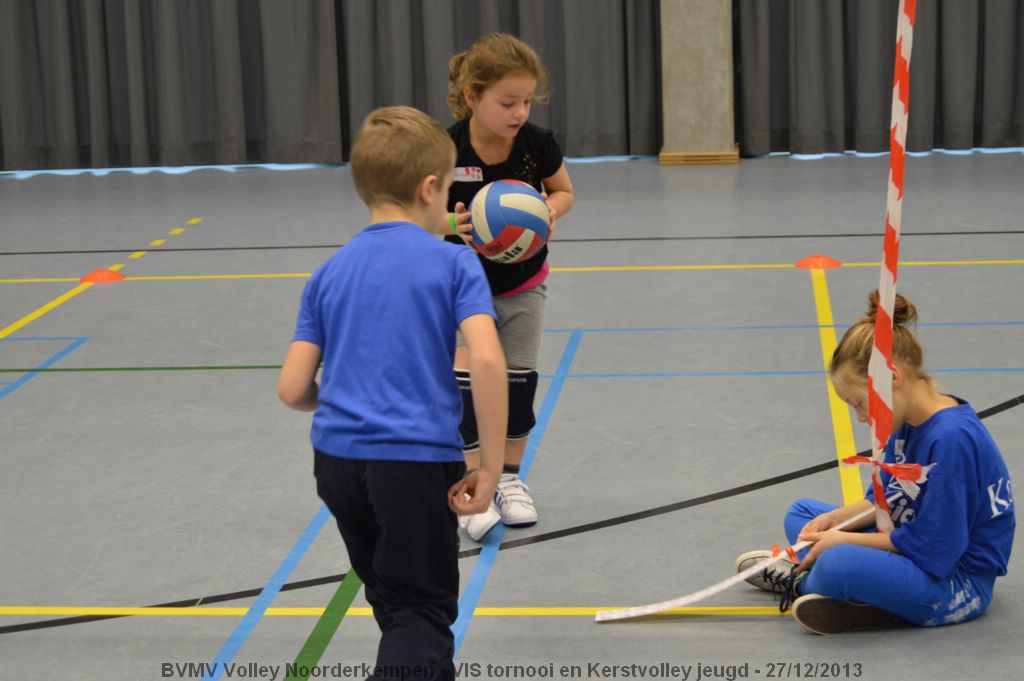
[830, 290, 926, 380]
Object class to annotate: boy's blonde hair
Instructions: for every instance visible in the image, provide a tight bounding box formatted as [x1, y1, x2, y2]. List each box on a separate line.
[350, 106, 456, 207]
[448, 33, 549, 120]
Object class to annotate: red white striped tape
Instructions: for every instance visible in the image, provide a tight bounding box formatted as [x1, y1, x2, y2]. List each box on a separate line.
[595, 498, 900, 623]
[861, 0, 918, 532]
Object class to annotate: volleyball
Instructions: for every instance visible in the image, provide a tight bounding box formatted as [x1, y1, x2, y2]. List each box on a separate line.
[469, 180, 550, 264]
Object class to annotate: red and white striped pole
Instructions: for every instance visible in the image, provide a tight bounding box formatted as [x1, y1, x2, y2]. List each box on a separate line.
[595, 2, 925, 624]
[852, 0, 919, 532]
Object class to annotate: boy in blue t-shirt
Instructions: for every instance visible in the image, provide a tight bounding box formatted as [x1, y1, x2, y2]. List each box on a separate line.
[736, 291, 1014, 634]
[278, 106, 507, 680]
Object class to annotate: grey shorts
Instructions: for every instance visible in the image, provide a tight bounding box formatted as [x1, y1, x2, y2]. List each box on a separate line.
[457, 284, 546, 369]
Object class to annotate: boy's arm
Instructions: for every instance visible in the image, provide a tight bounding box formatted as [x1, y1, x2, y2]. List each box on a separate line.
[449, 313, 507, 514]
[277, 341, 322, 411]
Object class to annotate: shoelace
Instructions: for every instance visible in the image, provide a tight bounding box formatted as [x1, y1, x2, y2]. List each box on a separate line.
[762, 564, 801, 612]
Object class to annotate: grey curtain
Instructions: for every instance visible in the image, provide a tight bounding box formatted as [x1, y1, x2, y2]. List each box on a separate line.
[340, 0, 661, 157]
[0, 0, 661, 170]
[735, 0, 1024, 156]
[0, 0, 342, 168]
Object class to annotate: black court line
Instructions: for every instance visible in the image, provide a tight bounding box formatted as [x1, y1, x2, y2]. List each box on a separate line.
[2, 391, 1020, 636]
[2, 228, 1023, 256]
[0, 573, 346, 635]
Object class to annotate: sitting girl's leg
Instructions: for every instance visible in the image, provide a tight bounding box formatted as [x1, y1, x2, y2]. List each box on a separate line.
[800, 543, 994, 626]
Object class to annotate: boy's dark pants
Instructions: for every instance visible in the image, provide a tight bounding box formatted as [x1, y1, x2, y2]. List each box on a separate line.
[314, 451, 466, 681]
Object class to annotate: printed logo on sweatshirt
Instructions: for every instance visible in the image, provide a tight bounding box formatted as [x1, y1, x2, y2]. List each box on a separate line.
[454, 167, 483, 182]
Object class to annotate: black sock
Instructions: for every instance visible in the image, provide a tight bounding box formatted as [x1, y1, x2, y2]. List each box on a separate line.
[502, 463, 521, 475]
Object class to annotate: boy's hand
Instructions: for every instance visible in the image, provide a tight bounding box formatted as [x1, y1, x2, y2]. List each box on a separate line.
[451, 203, 474, 246]
[448, 470, 498, 516]
[541, 192, 557, 238]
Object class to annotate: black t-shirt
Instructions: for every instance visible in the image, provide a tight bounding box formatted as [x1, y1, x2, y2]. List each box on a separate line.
[445, 119, 564, 295]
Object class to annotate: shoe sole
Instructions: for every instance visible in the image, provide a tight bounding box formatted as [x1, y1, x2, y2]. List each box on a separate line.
[502, 519, 537, 528]
[793, 596, 905, 635]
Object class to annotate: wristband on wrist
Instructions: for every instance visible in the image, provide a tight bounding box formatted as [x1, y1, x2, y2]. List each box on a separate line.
[449, 214, 458, 235]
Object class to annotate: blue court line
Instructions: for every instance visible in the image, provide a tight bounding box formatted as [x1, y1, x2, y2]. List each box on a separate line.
[565, 370, 822, 379]
[0, 337, 88, 399]
[200, 505, 331, 681]
[535, 367, 1024, 380]
[543, 321, 1024, 334]
[452, 330, 583, 654]
[933, 367, 1024, 374]
[1, 336, 94, 341]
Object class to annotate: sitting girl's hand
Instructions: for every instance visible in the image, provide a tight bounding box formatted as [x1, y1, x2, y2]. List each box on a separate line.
[797, 512, 836, 543]
[796, 529, 847, 572]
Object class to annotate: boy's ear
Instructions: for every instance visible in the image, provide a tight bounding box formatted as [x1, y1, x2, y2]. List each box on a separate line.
[416, 174, 439, 206]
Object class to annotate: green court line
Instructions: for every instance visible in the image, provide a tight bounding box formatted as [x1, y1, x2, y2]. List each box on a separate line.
[284, 571, 364, 681]
[0, 365, 280, 373]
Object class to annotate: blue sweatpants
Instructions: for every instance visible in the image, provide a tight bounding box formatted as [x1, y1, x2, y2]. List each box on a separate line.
[785, 498, 996, 626]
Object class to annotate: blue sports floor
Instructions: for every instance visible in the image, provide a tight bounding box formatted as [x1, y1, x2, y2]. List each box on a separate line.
[1, 152, 1022, 681]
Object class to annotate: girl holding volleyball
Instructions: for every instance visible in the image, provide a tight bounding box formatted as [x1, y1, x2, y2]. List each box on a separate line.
[737, 291, 1015, 634]
[445, 33, 574, 541]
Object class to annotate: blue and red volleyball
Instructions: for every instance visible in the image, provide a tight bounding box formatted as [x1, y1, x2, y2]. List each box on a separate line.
[469, 180, 550, 264]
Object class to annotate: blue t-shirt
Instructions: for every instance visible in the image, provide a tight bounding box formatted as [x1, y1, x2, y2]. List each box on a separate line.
[292, 221, 495, 462]
[868, 398, 1015, 579]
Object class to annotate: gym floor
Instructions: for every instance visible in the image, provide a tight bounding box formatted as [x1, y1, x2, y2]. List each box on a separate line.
[1, 152, 1021, 681]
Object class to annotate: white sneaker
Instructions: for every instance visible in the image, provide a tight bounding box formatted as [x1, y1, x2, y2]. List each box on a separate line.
[463, 502, 502, 542]
[494, 474, 537, 527]
[735, 549, 803, 594]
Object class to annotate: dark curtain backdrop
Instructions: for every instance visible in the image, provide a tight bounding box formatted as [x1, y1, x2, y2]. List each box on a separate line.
[0, 0, 661, 170]
[735, 0, 1024, 156]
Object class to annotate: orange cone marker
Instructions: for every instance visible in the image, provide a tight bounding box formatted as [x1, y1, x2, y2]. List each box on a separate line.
[794, 254, 842, 270]
[80, 269, 126, 283]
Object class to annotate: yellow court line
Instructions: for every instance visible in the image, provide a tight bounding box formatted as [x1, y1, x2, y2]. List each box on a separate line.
[3, 258, 1022, 286]
[129, 251, 147, 259]
[125, 273, 313, 281]
[844, 259, 1024, 267]
[0, 605, 783, 618]
[169, 228, 185, 235]
[149, 239, 167, 247]
[187, 217, 203, 225]
[551, 264, 796, 272]
[809, 269, 863, 504]
[0, 264, 126, 338]
[0, 282, 94, 338]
